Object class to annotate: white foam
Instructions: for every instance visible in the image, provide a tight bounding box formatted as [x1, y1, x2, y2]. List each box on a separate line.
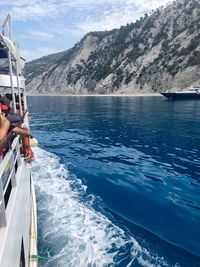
[32, 147, 171, 267]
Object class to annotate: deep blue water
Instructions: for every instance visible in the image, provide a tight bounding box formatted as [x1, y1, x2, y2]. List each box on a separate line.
[29, 96, 200, 267]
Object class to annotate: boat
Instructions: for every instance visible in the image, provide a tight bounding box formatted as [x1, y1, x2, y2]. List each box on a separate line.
[161, 86, 200, 99]
[0, 14, 38, 266]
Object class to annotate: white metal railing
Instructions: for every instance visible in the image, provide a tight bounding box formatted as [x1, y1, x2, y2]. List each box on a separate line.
[0, 136, 22, 227]
[1, 14, 27, 115]
[0, 13, 28, 227]
[1, 13, 12, 40]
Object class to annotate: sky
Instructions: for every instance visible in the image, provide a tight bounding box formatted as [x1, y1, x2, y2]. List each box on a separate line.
[0, 0, 171, 61]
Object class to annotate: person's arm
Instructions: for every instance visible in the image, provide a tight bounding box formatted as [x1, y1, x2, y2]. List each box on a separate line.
[11, 126, 30, 137]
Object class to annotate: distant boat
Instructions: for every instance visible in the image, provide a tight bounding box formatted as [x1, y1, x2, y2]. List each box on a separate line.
[161, 86, 200, 99]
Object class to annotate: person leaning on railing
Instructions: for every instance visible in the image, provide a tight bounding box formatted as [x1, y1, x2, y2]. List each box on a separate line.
[0, 110, 34, 163]
[6, 113, 35, 163]
[0, 105, 30, 138]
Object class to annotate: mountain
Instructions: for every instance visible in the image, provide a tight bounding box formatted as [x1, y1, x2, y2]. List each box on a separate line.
[25, 0, 200, 95]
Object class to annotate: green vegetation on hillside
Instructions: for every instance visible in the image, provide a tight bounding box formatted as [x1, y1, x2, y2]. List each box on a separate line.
[25, 0, 200, 93]
[24, 50, 67, 82]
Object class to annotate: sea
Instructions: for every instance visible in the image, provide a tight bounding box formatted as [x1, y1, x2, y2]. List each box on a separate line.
[29, 96, 200, 267]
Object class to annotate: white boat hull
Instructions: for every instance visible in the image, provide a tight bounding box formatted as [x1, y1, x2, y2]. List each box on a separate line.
[0, 159, 32, 266]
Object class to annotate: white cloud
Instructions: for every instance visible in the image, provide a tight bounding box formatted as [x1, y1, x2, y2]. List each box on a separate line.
[76, 8, 140, 33]
[2, 0, 172, 22]
[0, 0, 31, 6]
[22, 47, 58, 61]
[1, 0, 174, 59]
[74, 0, 171, 34]
[12, 2, 58, 21]
[126, 0, 170, 9]
[21, 30, 54, 41]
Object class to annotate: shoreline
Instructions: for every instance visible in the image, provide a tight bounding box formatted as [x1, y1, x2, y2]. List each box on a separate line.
[27, 93, 162, 97]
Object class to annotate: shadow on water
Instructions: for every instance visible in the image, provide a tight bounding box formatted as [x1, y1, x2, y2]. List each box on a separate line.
[104, 208, 200, 267]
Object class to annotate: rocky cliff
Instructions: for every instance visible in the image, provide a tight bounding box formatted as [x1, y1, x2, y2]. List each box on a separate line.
[25, 0, 200, 95]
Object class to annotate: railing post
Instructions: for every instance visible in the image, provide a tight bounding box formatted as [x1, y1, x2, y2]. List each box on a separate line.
[16, 61, 23, 115]
[10, 153, 16, 187]
[8, 50, 17, 113]
[2, 13, 12, 40]
[0, 179, 7, 227]
[16, 139, 22, 167]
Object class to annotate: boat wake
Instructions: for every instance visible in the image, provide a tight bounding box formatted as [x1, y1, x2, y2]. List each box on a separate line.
[32, 147, 174, 267]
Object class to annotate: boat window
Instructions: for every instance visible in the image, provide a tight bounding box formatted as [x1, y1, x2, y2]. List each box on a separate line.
[19, 239, 25, 267]
[0, 47, 7, 58]
[0, 47, 9, 74]
[4, 179, 12, 208]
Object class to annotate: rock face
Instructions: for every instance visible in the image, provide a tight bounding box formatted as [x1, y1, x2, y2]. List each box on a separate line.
[25, 0, 200, 95]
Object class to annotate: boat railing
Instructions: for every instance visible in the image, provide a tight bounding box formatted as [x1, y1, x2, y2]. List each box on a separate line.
[1, 13, 12, 40]
[0, 135, 22, 227]
[0, 12, 26, 115]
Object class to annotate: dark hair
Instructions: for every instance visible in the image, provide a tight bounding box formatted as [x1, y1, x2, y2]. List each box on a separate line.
[6, 113, 23, 123]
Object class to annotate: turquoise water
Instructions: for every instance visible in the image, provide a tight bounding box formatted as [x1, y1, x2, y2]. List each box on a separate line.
[30, 96, 200, 267]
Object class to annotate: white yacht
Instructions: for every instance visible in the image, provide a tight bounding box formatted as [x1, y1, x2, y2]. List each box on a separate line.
[0, 14, 37, 266]
[161, 86, 200, 99]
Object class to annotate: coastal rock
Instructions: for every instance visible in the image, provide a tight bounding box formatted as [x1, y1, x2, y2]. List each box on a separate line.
[25, 0, 200, 95]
